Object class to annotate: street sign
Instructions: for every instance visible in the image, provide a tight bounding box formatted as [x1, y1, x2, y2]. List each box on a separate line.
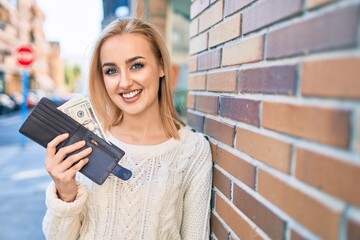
[16, 45, 34, 147]
[16, 45, 34, 67]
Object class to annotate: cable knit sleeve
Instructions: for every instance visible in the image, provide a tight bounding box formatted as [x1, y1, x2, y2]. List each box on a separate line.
[181, 134, 213, 240]
[42, 181, 88, 240]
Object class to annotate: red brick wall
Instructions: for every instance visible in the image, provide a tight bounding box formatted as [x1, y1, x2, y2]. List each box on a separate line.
[188, 0, 360, 239]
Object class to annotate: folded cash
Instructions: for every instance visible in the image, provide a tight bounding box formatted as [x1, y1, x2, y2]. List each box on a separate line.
[58, 96, 109, 142]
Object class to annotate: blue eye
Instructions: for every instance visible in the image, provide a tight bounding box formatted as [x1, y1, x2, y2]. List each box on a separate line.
[104, 68, 118, 75]
[131, 62, 144, 70]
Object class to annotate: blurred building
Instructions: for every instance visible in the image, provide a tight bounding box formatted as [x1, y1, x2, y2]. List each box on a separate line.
[0, 0, 64, 97]
[102, 0, 131, 28]
[48, 42, 64, 89]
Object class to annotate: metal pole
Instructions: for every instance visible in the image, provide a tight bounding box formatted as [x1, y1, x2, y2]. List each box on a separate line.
[20, 69, 28, 147]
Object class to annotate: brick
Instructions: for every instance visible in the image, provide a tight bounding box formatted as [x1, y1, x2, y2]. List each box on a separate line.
[301, 57, 360, 99]
[239, 65, 296, 95]
[188, 74, 206, 90]
[199, 1, 223, 32]
[263, 102, 350, 148]
[213, 167, 231, 199]
[211, 213, 229, 240]
[224, 0, 255, 17]
[223, 35, 263, 66]
[295, 148, 360, 207]
[191, 0, 210, 19]
[216, 146, 256, 189]
[189, 18, 199, 37]
[233, 184, 285, 239]
[357, 110, 360, 153]
[236, 128, 291, 173]
[195, 95, 219, 114]
[267, 5, 359, 59]
[187, 111, 204, 132]
[204, 118, 235, 147]
[290, 229, 308, 240]
[307, 0, 334, 9]
[348, 217, 360, 240]
[243, 0, 302, 34]
[258, 169, 341, 240]
[189, 56, 197, 72]
[220, 97, 260, 126]
[189, 32, 208, 55]
[254, 232, 265, 240]
[216, 194, 260, 239]
[198, 49, 221, 71]
[209, 14, 241, 47]
[187, 93, 195, 109]
[207, 70, 237, 93]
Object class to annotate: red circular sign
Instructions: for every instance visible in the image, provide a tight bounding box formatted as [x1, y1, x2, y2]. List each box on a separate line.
[16, 45, 35, 67]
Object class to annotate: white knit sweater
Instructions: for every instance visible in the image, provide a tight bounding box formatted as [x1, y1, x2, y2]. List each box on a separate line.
[42, 127, 213, 240]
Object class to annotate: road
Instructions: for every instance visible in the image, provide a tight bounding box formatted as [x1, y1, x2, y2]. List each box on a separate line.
[0, 111, 50, 240]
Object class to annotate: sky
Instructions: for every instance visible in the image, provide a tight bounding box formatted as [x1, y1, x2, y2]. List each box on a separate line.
[36, 0, 104, 64]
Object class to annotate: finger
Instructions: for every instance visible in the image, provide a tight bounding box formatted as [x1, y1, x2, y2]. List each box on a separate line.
[46, 133, 69, 157]
[55, 140, 86, 162]
[58, 147, 92, 172]
[66, 158, 90, 176]
[49, 155, 90, 183]
[45, 133, 70, 171]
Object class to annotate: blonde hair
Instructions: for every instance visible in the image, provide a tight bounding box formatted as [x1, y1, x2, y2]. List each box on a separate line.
[89, 18, 184, 139]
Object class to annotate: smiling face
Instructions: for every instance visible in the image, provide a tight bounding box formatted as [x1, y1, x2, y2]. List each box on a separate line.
[100, 33, 164, 118]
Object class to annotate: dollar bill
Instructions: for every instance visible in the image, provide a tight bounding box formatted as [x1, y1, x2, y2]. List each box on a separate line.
[58, 96, 109, 142]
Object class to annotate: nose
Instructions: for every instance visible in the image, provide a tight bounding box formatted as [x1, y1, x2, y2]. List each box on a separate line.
[118, 71, 133, 89]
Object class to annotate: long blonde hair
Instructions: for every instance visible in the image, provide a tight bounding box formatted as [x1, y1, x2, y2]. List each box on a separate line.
[89, 18, 184, 139]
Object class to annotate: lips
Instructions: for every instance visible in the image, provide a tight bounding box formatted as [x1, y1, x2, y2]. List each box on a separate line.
[120, 89, 142, 103]
[121, 89, 142, 99]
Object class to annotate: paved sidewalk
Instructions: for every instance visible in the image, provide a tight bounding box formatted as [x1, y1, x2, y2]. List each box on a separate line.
[0, 142, 50, 240]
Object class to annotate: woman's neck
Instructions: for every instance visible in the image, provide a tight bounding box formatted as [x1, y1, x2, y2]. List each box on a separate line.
[110, 109, 169, 145]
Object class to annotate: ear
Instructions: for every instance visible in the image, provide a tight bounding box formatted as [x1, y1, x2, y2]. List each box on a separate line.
[159, 67, 165, 78]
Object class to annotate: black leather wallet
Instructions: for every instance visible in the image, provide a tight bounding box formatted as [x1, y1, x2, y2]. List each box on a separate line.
[19, 97, 132, 185]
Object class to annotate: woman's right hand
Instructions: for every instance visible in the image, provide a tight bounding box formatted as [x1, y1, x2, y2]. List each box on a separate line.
[45, 133, 92, 202]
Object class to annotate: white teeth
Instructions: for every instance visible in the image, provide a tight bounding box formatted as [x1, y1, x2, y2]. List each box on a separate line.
[122, 90, 141, 99]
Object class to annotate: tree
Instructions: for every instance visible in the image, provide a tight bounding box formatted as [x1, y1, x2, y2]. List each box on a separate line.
[64, 63, 81, 92]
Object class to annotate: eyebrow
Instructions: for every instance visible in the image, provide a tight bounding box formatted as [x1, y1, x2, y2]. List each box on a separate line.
[102, 56, 145, 68]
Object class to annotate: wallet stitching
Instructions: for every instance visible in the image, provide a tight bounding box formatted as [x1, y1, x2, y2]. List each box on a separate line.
[35, 106, 75, 133]
[33, 109, 73, 133]
[37, 105, 76, 131]
[36, 102, 74, 127]
[27, 114, 60, 135]
[38, 100, 77, 130]
[20, 115, 60, 147]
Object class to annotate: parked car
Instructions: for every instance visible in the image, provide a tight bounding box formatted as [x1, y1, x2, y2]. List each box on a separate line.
[0, 93, 16, 115]
[9, 93, 24, 111]
[27, 89, 45, 108]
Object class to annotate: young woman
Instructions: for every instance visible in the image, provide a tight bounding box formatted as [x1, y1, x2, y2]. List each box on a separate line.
[42, 18, 213, 239]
